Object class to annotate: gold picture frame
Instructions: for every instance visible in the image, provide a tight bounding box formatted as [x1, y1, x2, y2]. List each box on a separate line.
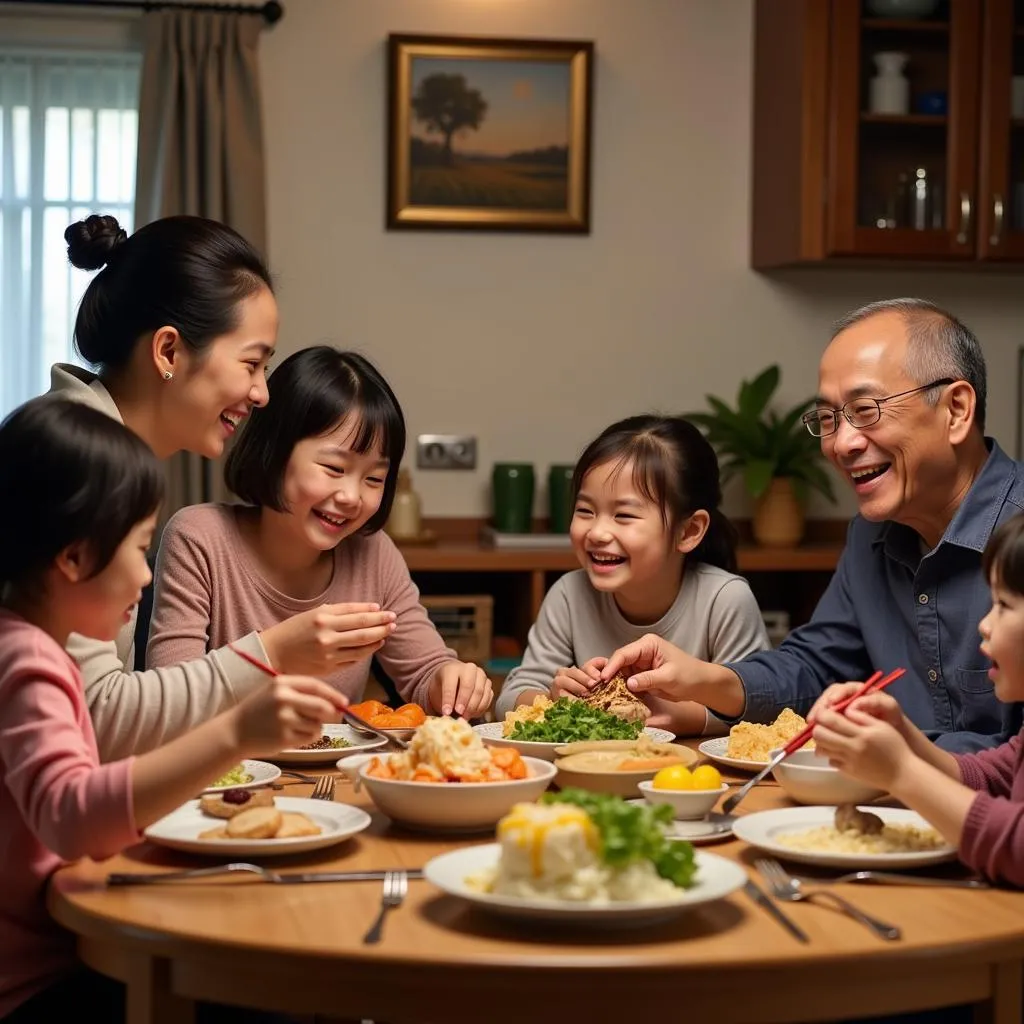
[386, 34, 594, 233]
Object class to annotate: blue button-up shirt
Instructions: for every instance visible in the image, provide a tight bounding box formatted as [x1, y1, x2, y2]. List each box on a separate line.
[730, 441, 1024, 753]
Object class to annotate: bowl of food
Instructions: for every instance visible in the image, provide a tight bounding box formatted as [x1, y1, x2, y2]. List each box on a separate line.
[475, 691, 675, 762]
[638, 773, 729, 820]
[350, 717, 557, 831]
[345, 699, 429, 743]
[770, 749, 885, 806]
[552, 738, 698, 798]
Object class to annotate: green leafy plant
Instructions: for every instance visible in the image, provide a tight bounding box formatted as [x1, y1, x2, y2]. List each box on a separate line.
[685, 365, 836, 504]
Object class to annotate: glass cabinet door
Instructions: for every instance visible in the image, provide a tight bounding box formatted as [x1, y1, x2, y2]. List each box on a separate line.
[978, 0, 1024, 259]
[825, 0, 980, 259]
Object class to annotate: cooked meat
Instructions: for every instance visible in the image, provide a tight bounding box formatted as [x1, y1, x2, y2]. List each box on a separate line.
[582, 674, 651, 723]
[835, 803, 884, 835]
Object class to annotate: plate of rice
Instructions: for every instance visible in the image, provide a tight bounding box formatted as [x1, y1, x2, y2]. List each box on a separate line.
[732, 805, 957, 869]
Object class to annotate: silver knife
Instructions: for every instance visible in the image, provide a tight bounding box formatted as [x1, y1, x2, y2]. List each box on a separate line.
[107, 863, 424, 886]
[743, 880, 809, 942]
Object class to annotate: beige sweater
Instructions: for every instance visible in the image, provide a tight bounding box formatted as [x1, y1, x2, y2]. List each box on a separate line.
[148, 504, 457, 706]
[47, 364, 268, 761]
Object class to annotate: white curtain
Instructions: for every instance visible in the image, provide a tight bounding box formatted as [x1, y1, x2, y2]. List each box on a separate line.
[0, 50, 140, 418]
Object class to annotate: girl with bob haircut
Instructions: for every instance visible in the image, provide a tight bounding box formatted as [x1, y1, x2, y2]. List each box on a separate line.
[0, 398, 345, 1022]
[47, 213, 384, 765]
[812, 512, 1024, 888]
[148, 346, 493, 719]
[495, 414, 769, 734]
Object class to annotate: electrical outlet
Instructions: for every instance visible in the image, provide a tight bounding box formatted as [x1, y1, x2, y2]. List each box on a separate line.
[416, 434, 477, 470]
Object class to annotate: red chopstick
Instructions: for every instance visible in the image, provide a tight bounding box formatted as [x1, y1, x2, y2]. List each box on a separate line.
[784, 666, 906, 756]
[229, 643, 279, 677]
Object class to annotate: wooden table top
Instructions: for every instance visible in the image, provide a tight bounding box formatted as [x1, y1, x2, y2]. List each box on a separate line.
[48, 748, 1024, 1024]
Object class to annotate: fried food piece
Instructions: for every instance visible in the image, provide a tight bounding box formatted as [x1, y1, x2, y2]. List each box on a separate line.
[275, 812, 322, 838]
[226, 806, 283, 839]
[581, 674, 651, 724]
[198, 825, 230, 840]
[199, 787, 274, 820]
[835, 803, 884, 835]
[501, 694, 553, 737]
[396, 703, 427, 726]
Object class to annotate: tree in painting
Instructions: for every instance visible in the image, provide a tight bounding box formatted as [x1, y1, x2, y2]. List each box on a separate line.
[410, 73, 488, 163]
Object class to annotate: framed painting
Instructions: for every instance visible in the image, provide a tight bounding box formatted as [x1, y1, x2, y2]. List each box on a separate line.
[386, 34, 594, 233]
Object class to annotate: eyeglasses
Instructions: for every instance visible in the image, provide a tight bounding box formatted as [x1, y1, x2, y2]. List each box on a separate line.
[802, 378, 956, 438]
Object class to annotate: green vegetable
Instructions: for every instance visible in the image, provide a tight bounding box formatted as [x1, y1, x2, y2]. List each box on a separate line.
[507, 697, 643, 743]
[211, 764, 253, 788]
[541, 788, 697, 890]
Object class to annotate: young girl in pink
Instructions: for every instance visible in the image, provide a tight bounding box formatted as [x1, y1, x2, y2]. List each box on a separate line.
[0, 398, 346, 1022]
[814, 512, 1024, 887]
[147, 346, 492, 719]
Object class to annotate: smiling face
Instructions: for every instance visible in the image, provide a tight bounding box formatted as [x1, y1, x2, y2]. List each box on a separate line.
[162, 286, 279, 458]
[569, 458, 687, 622]
[58, 514, 157, 642]
[979, 571, 1024, 702]
[269, 414, 391, 554]
[817, 312, 961, 532]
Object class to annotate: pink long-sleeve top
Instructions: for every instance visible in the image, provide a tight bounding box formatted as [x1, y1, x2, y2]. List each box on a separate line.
[955, 730, 1024, 886]
[147, 504, 457, 708]
[0, 610, 137, 1018]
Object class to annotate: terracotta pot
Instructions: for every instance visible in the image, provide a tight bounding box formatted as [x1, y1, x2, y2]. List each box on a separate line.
[752, 478, 805, 547]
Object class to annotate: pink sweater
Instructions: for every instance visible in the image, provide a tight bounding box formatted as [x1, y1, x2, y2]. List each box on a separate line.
[955, 731, 1024, 885]
[0, 611, 137, 1018]
[147, 504, 456, 707]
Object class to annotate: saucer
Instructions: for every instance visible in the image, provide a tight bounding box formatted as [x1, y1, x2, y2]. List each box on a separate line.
[626, 801, 736, 845]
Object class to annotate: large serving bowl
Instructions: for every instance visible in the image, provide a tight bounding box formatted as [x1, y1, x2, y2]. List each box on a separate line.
[770, 749, 885, 805]
[552, 740, 698, 799]
[340, 753, 557, 832]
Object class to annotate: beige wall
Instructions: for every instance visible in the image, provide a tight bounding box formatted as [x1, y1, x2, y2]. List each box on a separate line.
[260, 0, 1024, 520]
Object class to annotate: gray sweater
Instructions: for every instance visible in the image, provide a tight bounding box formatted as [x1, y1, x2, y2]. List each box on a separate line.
[494, 564, 771, 731]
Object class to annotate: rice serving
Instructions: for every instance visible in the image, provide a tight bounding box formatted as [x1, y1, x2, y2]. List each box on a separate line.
[777, 822, 945, 855]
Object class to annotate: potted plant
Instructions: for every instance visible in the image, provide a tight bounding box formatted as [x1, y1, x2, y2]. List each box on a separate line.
[685, 365, 836, 547]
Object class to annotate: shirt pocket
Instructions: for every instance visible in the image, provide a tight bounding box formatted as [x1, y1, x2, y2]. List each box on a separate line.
[954, 667, 1002, 736]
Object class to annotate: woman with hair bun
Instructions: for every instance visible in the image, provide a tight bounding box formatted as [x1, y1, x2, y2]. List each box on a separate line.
[48, 214, 394, 761]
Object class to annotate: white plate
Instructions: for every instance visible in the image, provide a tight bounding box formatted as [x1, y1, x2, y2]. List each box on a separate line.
[270, 724, 387, 765]
[625, 800, 736, 845]
[473, 722, 676, 762]
[423, 844, 746, 925]
[697, 737, 772, 772]
[732, 805, 958, 870]
[144, 796, 372, 857]
[201, 759, 281, 793]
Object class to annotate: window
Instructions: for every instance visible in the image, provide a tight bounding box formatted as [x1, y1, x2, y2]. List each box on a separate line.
[0, 50, 140, 417]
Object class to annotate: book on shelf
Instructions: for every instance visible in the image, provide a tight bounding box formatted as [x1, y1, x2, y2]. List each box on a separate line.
[479, 526, 573, 549]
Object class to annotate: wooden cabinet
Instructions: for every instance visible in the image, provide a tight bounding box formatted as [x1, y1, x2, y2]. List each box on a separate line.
[752, 0, 1024, 267]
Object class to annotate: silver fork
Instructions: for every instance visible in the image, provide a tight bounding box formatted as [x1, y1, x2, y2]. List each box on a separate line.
[826, 870, 988, 889]
[362, 869, 408, 944]
[755, 858, 901, 941]
[310, 775, 336, 801]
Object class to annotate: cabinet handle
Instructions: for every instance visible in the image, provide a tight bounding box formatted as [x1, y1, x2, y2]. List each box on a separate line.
[956, 193, 972, 245]
[990, 194, 1005, 246]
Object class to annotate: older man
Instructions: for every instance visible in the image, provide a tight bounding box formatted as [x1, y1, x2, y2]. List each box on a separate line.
[604, 298, 1024, 753]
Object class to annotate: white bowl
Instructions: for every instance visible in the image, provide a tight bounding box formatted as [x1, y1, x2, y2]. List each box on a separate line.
[770, 749, 885, 806]
[637, 781, 730, 820]
[345, 754, 556, 832]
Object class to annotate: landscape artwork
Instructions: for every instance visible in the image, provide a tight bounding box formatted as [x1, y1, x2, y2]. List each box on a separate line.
[387, 35, 593, 233]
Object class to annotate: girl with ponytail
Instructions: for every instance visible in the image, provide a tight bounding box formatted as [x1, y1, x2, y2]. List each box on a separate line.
[494, 415, 769, 735]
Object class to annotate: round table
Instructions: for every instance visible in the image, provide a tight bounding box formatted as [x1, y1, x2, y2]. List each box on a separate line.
[49, 749, 1024, 1024]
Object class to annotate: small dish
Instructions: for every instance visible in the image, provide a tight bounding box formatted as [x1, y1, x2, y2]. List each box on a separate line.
[637, 781, 730, 820]
[201, 759, 281, 794]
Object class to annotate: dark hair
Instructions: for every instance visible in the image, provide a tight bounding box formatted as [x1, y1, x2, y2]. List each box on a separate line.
[983, 515, 1024, 597]
[66, 214, 273, 372]
[0, 398, 164, 595]
[225, 347, 406, 534]
[572, 414, 738, 573]
[832, 298, 987, 433]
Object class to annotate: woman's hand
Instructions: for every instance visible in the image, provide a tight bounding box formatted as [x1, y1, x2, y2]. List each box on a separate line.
[429, 661, 494, 718]
[259, 603, 396, 675]
[812, 704, 914, 792]
[551, 657, 605, 699]
[234, 675, 348, 755]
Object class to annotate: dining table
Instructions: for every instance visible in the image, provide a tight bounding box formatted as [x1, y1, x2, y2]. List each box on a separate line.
[48, 739, 1024, 1024]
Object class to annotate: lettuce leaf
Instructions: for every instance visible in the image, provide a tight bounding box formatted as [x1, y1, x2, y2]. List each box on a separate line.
[507, 697, 643, 742]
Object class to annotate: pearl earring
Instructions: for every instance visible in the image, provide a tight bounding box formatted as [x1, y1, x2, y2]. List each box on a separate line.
[163, 371, 173, 381]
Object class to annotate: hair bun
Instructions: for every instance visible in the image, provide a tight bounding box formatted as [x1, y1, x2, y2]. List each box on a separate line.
[65, 214, 128, 271]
